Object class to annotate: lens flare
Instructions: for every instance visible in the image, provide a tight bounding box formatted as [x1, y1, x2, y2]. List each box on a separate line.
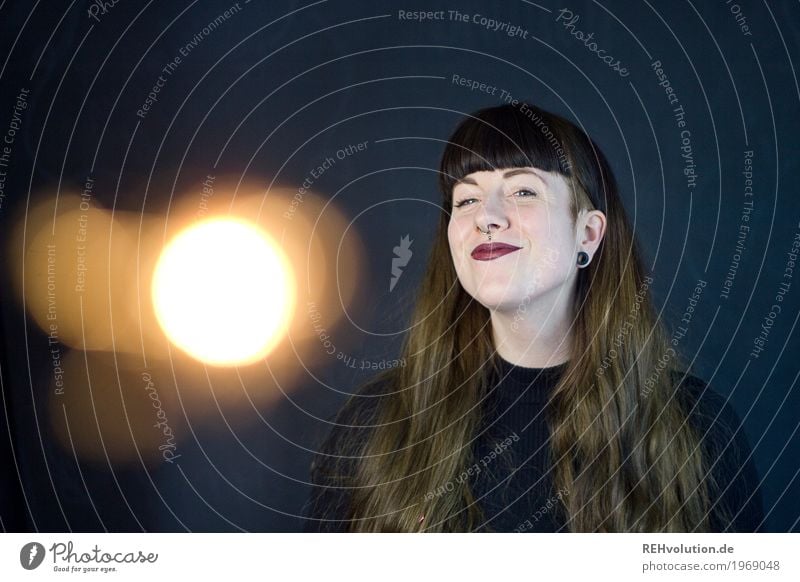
[151, 217, 295, 366]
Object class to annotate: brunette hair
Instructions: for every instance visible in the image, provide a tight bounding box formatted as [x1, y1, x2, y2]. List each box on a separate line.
[329, 102, 719, 532]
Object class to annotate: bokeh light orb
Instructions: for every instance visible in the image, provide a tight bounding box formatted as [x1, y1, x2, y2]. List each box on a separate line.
[151, 217, 295, 366]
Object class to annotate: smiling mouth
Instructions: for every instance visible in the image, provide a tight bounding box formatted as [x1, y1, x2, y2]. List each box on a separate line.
[470, 243, 522, 261]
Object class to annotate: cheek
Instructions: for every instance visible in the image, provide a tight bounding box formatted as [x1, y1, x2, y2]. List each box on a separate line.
[447, 222, 460, 267]
[447, 220, 473, 279]
[524, 215, 575, 271]
[547, 235, 578, 277]
[447, 222, 456, 252]
[447, 219, 467, 251]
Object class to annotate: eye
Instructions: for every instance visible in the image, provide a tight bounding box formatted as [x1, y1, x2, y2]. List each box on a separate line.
[453, 198, 477, 208]
[513, 189, 538, 198]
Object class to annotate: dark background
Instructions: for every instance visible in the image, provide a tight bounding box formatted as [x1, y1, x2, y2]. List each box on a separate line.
[0, 0, 798, 532]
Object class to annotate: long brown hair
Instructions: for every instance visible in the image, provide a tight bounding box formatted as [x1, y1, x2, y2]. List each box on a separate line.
[334, 103, 717, 532]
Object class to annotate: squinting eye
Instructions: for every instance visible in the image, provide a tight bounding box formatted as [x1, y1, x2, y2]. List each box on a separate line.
[454, 189, 536, 208]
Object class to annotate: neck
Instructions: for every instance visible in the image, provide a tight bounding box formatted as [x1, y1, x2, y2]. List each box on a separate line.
[489, 295, 573, 368]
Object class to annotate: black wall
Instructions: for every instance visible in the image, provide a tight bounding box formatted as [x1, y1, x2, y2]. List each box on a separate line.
[0, 0, 798, 531]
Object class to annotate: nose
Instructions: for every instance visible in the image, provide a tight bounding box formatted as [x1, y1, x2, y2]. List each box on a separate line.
[475, 194, 509, 235]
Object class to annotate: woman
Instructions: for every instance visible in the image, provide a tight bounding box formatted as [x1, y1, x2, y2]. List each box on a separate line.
[303, 102, 764, 533]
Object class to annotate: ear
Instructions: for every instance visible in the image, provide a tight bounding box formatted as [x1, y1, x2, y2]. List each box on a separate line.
[578, 210, 606, 255]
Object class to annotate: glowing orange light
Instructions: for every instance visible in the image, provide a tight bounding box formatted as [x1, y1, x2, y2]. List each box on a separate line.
[151, 218, 295, 366]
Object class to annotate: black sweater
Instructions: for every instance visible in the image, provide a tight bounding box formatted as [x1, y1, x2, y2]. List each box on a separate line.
[302, 358, 764, 532]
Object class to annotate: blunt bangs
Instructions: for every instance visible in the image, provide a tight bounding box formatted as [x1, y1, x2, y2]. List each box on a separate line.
[438, 104, 573, 209]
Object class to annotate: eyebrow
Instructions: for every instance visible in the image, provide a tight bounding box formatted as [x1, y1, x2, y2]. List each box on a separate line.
[454, 168, 546, 187]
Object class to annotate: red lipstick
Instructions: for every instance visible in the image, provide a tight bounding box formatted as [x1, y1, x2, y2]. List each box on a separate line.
[471, 242, 522, 261]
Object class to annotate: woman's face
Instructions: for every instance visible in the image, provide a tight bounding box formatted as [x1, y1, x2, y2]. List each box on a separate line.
[447, 167, 583, 314]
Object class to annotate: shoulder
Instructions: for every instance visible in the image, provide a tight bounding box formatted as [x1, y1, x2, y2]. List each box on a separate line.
[671, 371, 765, 532]
[672, 372, 755, 462]
[673, 373, 739, 439]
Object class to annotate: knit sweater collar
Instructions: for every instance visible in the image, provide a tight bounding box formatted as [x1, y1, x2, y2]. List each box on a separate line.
[488, 356, 568, 405]
[495, 355, 568, 385]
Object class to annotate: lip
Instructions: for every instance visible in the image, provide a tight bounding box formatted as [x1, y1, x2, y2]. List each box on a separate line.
[470, 242, 522, 261]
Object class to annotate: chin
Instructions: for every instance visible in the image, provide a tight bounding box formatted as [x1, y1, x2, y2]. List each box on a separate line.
[469, 285, 530, 312]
